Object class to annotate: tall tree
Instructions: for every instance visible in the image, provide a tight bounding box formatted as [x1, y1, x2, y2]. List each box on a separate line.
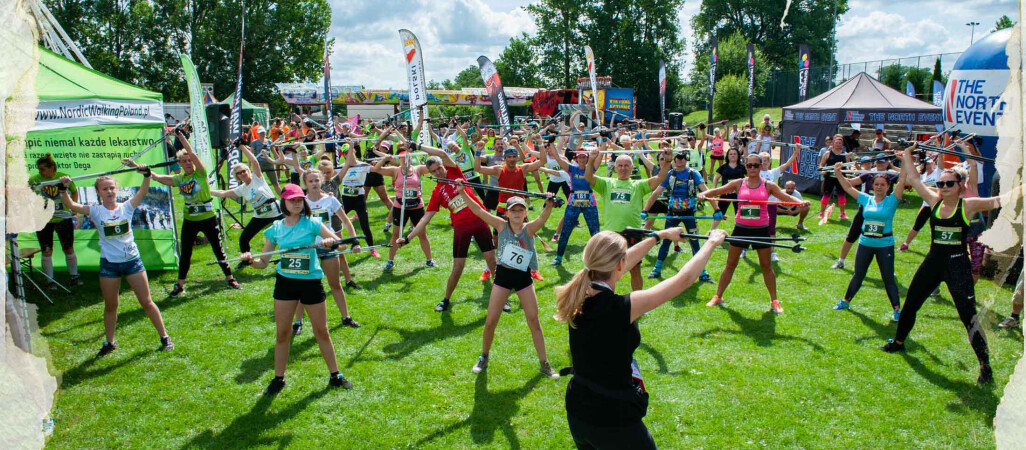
[526, 0, 587, 88]
[993, 15, 1015, 32]
[691, 0, 849, 70]
[495, 33, 542, 87]
[686, 31, 769, 113]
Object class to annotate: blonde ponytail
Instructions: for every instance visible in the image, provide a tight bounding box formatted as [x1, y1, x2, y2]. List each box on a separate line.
[554, 231, 627, 328]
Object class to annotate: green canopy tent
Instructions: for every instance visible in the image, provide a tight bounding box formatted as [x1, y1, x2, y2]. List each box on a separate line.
[19, 47, 178, 270]
[222, 93, 269, 128]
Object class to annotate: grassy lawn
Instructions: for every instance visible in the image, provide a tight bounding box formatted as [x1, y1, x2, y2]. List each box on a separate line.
[682, 107, 783, 130]
[32, 157, 1022, 449]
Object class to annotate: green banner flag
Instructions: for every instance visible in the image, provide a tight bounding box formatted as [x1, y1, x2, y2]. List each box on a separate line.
[179, 54, 220, 210]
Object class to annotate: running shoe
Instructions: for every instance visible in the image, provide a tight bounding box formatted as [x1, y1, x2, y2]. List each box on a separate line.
[46, 281, 59, 290]
[383, 223, 392, 234]
[998, 316, 1020, 329]
[699, 271, 712, 282]
[96, 341, 116, 357]
[292, 321, 303, 335]
[329, 373, 354, 389]
[647, 268, 662, 279]
[531, 270, 544, 281]
[227, 279, 242, 290]
[978, 364, 993, 384]
[674, 244, 683, 253]
[434, 299, 450, 312]
[503, 302, 512, 313]
[930, 287, 940, 297]
[370, 249, 381, 258]
[706, 295, 723, 307]
[345, 280, 362, 290]
[425, 259, 437, 268]
[830, 259, 845, 270]
[880, 339, 904, 353]
[341, 317, 361, 328]
[550, 256, 562, 266]
[840, 212, 848, 220]
[770, 299, 784, 314]
[550, 234, 558, 242]
[264, 377, 286, 395]
[817, 211, 824, 219]
[168, 284, 185, 297]
[898, 243, 909, 252]
[770, 251, 779, 262]
[740, 249, 747, 258]
[472, 355, 488, 373]
[383, 260, 395, 270]
[479, 269, 491, 281]
[892, 309, 901, 322]
[160, 336, 174, 352]
[797, 223, 809, 231]
[540, 360, 560, 379]
[833, 299, 850, 310]
[70, 276, 84, 287]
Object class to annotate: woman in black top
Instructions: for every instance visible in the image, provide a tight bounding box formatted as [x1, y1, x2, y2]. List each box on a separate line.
[710, 147, 745, 229]
[882, 145, 1007, 384]
[818, 134, 852, 220]
[554, 228, 726, 449]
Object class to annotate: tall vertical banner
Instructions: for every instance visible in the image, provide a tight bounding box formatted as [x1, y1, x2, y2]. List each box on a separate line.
[585, 45, 600, 125]
[323, 41, 334, 134]
[399, 29, 430, 147]
[708, 36, 718, 123]
[904, 81, 916, 131]
[478, 56, 511, 136]
[932, 80, 944, 106]
[180, 54, 223, 240]
[658, 60, 666, 125]
[747, 43, 756, 126]
[226, 2, 245, 190]
[797, 44, 811, 102]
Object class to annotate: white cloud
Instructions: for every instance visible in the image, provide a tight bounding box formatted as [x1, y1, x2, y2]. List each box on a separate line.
[326, 0, 535, 89]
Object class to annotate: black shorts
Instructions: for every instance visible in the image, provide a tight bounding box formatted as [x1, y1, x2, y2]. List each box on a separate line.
[36, 218, 75, 252]
[617, 229, 647, 269]
[493, 266, 533, 292]
[710, 154, 725, 161]
[649, 199, 668, 215]
[273, 273, 326, 305]
[484, 190, 500, 211]
[453, 220, 494, 258]
[391, 206, 425, 227]
[364, 171, 385, 188]
[730, 225, 771, 249]
[546, 180, 571, 199]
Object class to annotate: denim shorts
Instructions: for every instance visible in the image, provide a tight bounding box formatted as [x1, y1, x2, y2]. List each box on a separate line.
[99, 257, 146, 278]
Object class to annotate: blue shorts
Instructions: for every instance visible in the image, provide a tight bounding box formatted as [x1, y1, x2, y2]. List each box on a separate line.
[99, 257, 146, 278]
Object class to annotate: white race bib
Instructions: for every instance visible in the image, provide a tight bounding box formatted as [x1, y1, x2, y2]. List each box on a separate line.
[499, 242, 533, 272]
[448, 194, 468, 214]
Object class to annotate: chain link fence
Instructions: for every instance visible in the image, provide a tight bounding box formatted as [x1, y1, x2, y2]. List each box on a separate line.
[758, 52, 964, 107]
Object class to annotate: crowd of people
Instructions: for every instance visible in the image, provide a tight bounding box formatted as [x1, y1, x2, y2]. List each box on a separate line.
[29, 108, 1023, 449]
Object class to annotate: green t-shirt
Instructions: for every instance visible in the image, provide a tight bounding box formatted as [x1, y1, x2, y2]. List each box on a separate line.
[174, 166, 215, 221]
[299, 155, 319, 172]
[452, 143, 478, 178]
[29, 172, 75, 223]
[593, 176, 652, 231]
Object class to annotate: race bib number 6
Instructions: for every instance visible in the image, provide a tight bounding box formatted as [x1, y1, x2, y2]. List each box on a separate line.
[102, 219, 129, 239]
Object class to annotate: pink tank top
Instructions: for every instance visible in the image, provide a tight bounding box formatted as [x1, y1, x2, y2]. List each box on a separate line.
[735, 177, 769, 227]
[710, 137, 724, 157]
[393, 168, 423, 209]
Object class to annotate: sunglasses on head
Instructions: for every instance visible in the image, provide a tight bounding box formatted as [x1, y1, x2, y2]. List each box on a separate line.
[937, 180, 960, 188]
[745, 163, 762, 168]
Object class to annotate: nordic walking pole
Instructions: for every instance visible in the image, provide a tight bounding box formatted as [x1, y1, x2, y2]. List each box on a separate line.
[36, 160, 180, 186]
[209, 235, 365, 266]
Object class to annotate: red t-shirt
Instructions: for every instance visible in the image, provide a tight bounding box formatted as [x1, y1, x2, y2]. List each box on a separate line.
[497, 164, 525, 205]
[427, 166, 485, 227]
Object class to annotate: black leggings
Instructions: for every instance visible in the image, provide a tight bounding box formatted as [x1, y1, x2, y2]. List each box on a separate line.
[821, 176, 843, 197]
[912, 205, 931, 232]
[179, 217, 231, 280]
[239, 215, 280, 253]
[844, 207, 865, 243]
[567, 414, 656, 450]
[717, 192, 739, 215]
[896, 251, 989, 366]
[341, 195, 375, 246]
[844, 244, 900, 308]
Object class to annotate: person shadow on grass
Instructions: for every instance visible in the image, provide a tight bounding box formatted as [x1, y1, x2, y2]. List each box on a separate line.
[693, 305, 825, 351]
[414, 373, 544, 449]
[181, 388, 328, 449]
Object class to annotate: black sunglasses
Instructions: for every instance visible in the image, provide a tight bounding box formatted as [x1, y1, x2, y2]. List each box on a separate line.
[937, 180, 960, 188]
[745, 163, 762, 168]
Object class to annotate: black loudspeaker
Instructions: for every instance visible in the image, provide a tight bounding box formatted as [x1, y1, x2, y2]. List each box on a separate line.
[668, 112, 683, 130]
[205, 103, 231, 148]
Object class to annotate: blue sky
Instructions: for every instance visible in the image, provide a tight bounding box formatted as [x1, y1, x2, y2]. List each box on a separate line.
[328, 0, 1019, 89]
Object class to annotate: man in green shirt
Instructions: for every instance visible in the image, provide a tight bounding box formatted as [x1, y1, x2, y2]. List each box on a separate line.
[586, 142, 673, 290]
[29, 153, 82, 287]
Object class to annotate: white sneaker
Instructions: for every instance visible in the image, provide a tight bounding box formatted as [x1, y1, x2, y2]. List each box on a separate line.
[740, 249, 747, 258]
[830, 259, 844, 269]
[770, 251, 779, 262]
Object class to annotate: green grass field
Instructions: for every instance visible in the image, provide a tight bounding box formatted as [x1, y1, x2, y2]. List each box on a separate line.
[32, 159, 1023, 448]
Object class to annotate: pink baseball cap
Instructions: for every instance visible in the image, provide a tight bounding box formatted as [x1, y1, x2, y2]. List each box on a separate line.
[281, 184, 306, 200]
[380, 141, 393, 149]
